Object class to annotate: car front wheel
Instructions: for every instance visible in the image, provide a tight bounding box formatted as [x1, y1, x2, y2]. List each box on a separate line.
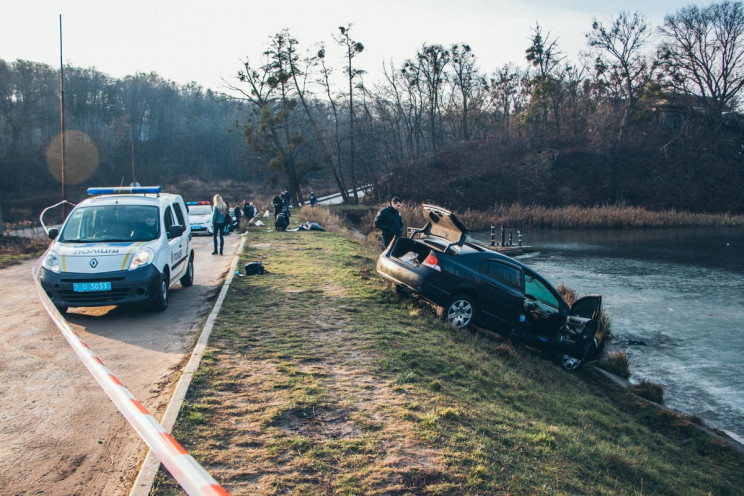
[443, 294, 475, 329]
[561, 340, 595, 371]
[152, 271, 169, 311]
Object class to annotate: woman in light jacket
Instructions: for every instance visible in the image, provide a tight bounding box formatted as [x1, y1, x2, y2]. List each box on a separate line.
[212, 194, 228, 255]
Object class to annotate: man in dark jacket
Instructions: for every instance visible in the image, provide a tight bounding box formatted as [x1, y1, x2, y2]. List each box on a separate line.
[272, 194, 284, 220]
[374, 196, 403, 247]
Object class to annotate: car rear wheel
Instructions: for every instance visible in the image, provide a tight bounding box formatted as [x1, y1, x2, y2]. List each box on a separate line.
[443, 294, 475, 329]
[180, 255, 194, 287]
[152, 271, 169, 311]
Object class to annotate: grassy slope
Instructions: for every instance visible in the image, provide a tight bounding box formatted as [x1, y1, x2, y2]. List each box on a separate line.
[152, 220, 744, 495]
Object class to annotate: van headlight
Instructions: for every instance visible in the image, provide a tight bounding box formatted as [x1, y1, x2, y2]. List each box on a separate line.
[42, 251, 61, 273]
[129, 248, 155, 270]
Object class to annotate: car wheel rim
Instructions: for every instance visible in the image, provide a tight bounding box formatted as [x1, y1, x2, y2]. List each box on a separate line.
[562, 354, 581, 370]
[447, 300, 472, 328]
[161, 277, 168, 302]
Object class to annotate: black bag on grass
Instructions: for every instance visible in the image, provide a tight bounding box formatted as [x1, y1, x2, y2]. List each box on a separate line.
[244, 262, 265, 275]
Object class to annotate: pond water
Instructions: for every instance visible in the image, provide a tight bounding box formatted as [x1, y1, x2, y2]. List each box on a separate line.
[472, 226, 744, 443]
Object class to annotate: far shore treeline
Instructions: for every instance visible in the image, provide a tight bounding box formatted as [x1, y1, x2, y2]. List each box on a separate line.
[2, 2, 744, 223]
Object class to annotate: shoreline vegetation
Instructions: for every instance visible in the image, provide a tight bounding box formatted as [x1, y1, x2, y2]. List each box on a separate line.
[392, 202, 744, 232]
[152, 205, 744, 495]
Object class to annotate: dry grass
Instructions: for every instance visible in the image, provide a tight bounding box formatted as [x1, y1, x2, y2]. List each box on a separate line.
[597, 351, 631, 379]
[0, 235, 49, 269]
[355, 201, 744, 239]
[459, 203, 744, 230]
[629, 379, 666, 404]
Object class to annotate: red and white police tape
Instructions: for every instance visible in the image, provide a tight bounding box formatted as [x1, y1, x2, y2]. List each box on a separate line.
[31, 260, 229, 496]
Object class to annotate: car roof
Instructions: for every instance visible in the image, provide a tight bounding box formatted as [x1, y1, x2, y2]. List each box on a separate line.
[78, 193, 180, 208]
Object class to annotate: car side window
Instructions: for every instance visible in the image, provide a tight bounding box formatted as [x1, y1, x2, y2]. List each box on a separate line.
[172, 202, 186, 227]
[484, 260, 522, 290]
[525, 273, 560, 309]
[163, 206, 174, 232]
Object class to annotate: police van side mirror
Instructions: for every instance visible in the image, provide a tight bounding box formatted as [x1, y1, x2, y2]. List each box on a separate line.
[48, 228, 59, 240]
[168, 225, 185, 238]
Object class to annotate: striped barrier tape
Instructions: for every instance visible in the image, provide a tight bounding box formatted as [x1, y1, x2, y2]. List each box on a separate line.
[32, 258, 229, 496]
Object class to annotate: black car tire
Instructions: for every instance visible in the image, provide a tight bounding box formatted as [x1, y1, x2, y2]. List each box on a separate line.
[443, 294, 475, 329]
[55, 305, 68, 315]
[152, 271, 169, 311]
[561, 340, 595, 371]
[180, 255, 194, 287]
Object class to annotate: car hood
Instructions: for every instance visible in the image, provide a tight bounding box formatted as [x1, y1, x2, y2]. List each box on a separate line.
[52, 241, 151, 273]
[422, 204, 469, 244]
[189, 214, 211, 223]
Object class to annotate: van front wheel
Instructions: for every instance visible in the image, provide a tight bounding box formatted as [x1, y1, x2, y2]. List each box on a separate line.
[180, 255, 194, 287]
[152, 272, 169, 311]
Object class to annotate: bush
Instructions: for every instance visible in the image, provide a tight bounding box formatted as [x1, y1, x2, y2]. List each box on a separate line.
[597, 351, 631, 379]
[629, 379, 665, 404]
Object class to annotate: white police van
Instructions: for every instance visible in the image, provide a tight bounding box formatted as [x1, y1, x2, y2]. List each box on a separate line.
[41, 186, 194, 312]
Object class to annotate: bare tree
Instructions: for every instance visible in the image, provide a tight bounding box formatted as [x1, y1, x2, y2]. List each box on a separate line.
[525, 22, 567, 136]
[490, 64, 521, 141]
[587, 11, 658, 201]
[405, 44, 450, 152]
[659, 0, 744, 117]
[336, 24, 365, 203]
[449, 44, 481, 140]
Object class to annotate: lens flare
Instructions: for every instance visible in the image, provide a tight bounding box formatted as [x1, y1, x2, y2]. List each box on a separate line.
[46, 130, 99, 184]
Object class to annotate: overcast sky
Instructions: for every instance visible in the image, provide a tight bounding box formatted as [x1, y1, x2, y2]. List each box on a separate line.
[1, 0, 714, 93]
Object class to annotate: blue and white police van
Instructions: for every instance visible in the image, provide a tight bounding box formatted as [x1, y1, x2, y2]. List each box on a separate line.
[40, 186, 194, 313]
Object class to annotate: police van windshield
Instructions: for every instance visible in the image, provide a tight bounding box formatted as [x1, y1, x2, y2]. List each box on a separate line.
[59, 205, 160, 242]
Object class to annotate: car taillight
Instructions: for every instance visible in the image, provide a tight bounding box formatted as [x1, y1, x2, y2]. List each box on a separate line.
[422, 252, 441, 271]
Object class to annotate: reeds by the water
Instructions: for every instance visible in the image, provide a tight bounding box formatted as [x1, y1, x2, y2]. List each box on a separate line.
[457, 204, 744, 231]
[363, 202, 744, 235]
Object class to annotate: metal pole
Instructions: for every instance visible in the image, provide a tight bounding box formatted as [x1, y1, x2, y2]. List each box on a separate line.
[59, 14, 66, 220]
[131, 124, 136, 184]
[500, 226, 505, 247]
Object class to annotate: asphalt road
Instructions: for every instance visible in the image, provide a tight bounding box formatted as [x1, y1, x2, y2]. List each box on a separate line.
[0, 233, 240, 495]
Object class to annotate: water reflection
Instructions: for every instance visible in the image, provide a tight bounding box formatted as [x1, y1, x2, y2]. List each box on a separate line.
[472, 226, 744, 442]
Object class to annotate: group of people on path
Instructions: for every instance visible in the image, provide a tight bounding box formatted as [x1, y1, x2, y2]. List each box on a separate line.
[210, 189, 402, 254]
[210, 194, 259, 255]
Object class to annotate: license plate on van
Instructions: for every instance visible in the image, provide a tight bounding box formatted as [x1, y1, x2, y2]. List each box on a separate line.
[73, 282, 112, 292]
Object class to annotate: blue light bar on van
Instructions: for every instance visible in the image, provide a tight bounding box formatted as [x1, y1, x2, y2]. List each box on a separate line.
[87, 186, 162, 195]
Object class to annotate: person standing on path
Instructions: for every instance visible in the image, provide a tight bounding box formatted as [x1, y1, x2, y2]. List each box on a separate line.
[374, 196, 403, 247]
[212, 194, 228, 255]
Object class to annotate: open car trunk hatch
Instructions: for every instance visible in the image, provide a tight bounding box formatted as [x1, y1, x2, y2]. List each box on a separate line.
[419, 204, 469, 245]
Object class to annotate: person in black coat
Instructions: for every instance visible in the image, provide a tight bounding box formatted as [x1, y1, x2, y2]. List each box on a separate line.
[374, 196, 403, 247]
[272, 194, 284, 220]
